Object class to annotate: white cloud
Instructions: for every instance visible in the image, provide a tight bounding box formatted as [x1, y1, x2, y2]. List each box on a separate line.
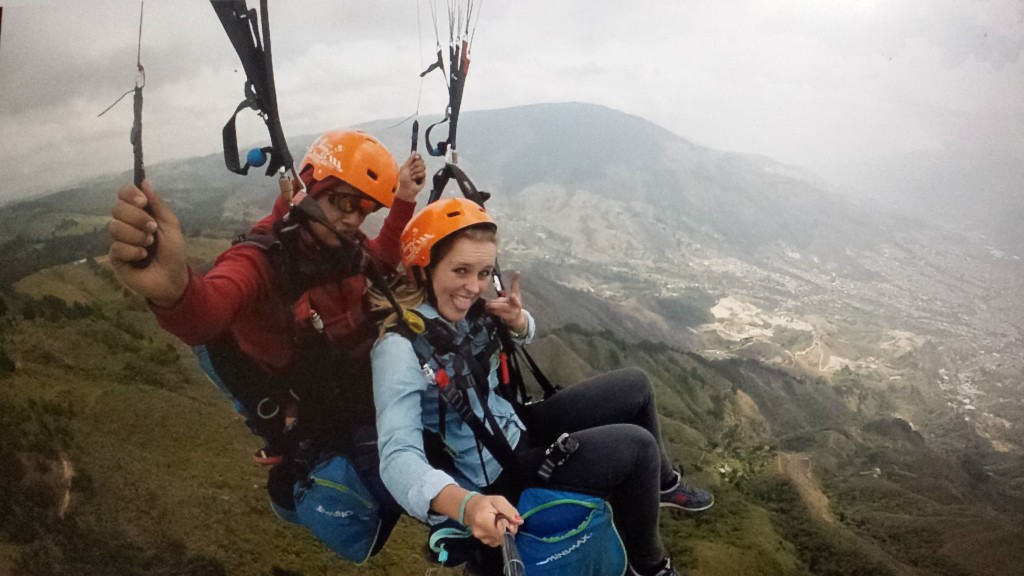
[1, 0, 1022, 200]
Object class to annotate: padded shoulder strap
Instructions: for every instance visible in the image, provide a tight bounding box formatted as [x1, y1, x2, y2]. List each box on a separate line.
[230, 222, 310, 303]
[386, 309, 522, 478]
[232, 226, 279, 249]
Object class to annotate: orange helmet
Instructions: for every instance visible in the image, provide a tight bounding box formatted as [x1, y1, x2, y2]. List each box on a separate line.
[401, 198, 496, 270]
[299, 130, 399, 208]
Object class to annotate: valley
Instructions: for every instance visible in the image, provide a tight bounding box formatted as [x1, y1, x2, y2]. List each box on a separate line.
[491, 185, 1024, 471]
[1, 102, 1021, 575]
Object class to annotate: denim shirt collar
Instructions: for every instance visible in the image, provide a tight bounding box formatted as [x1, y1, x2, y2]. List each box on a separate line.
[415, 302, 473, 344]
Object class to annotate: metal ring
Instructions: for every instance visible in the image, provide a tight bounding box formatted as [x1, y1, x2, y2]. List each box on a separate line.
[256, 397, 280, 420]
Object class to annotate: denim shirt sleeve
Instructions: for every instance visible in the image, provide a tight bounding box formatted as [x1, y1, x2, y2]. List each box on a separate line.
[372, 332, 458, 522]
[516, 310, 536, 345]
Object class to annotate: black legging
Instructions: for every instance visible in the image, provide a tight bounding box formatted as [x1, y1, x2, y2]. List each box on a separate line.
[509, 367, 677, 571]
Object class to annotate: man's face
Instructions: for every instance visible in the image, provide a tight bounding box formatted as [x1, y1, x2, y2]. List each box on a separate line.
[308, 183, 378, 247]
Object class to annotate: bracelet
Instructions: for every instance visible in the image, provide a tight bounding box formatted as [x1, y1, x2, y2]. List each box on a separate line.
[458, 491, 480, 525]
[509, 313, 528, 339]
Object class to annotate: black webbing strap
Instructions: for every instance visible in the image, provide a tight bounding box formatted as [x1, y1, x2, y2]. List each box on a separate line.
[422, 37, 470, 159]
[423, 117, 449, 158]
[211, 0, 294, 176]
[434, 354, 522, 481]
[399, 310, 522, 481]
[427, 162, 490, 205]
[450, 340, 575, 487]
[507, 337, 559, 401]
[445, 38, 470, 155]
[221, 97, 261, 175]
[204, 333, 289, 447]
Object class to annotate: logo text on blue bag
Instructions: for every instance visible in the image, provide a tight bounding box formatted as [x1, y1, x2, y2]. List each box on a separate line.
[537, 532, 592, 565]
[315, 504, 355, 518]
[294, 455, 383, 565]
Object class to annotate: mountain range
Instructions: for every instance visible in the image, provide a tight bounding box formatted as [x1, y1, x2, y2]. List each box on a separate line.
[1, 102, 1022, 575]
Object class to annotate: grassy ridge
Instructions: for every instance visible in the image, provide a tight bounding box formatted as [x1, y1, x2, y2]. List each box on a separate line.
[1, 267, 453, 575]
[2, 261, 1024, 575]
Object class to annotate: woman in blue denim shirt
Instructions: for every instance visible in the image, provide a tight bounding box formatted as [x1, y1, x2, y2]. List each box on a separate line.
[372, 198, 712, 576]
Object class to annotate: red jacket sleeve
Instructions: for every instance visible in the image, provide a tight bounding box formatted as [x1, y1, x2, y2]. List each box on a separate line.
[150, 244, 275, 346]
[363, 197, 416, 270]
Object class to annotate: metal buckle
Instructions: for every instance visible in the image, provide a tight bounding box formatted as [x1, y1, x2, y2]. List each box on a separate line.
[552, 432, 579, 456]
[537, 433, 579, 481]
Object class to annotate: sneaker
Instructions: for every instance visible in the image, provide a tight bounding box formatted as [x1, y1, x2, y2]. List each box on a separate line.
[630, 558, 679, 576]
[253, 445, 284, 466]
[660, 471, 714, 512]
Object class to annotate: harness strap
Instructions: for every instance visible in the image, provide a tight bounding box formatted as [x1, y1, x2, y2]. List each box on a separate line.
[215, 226, 381, 460]
[234, 223, 306, 303]
[422, 28, 471, 162]
[503, 335, 560, 402]
[210, 0, 294, 177]
[424, 117, 450, 158]
[392, 308, 522, 481]
[433, 358, 521, 481]
[221, 95, 262, 175]
[203, 333, 289, 447]
[427, 162, 490, 205]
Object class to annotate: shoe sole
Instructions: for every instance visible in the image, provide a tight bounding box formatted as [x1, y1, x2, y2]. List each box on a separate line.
[660, 499, 714, 513]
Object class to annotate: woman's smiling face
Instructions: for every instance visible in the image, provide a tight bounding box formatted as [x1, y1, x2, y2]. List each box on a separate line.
[430, 235, 497, 322]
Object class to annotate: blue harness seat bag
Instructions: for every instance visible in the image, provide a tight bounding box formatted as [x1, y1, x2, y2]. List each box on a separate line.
[293, 454, 383, 564]
[515, 487, 627, 576]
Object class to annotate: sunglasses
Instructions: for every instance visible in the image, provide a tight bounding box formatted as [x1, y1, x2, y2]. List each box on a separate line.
[327, 192, 382, 216]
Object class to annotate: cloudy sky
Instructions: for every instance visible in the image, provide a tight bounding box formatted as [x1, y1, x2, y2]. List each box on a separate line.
[1, 0, 1022, 202]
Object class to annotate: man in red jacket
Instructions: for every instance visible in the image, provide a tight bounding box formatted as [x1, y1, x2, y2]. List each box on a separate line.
[110, 129, 422, 369]
[108, 130, 425, 549]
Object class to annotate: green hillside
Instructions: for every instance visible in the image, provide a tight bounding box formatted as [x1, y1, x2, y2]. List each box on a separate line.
[1, 101, 1021, 575]
[3, 258, 1022, 575]
[0, 259, 445, 576]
